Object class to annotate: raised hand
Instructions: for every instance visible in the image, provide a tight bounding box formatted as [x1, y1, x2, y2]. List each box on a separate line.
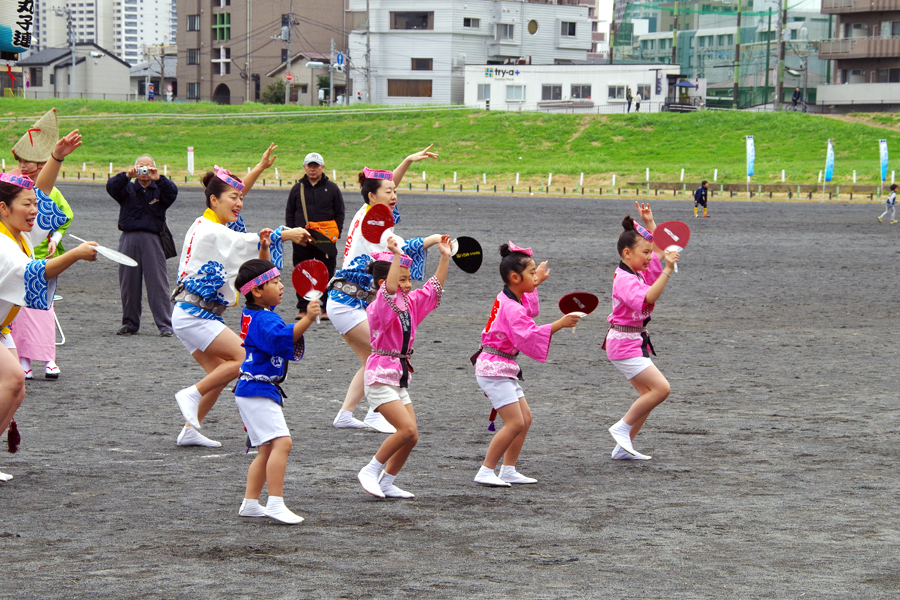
[386, 235, 401, 255]
[405, 144, 438, 163]
[535, 260, 551, 285]
[635, 201, 655, 227]
[258, 143, 278, 170]
[437, 234, 452, 257]
[55, 129, 82, 159]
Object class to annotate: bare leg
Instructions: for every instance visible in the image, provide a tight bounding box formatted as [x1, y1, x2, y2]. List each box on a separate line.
[374, 402, 418, 474]
[245, 443, 272, 499]
[189, 349, 229, 425]
[264, 437, 293, 497]
[339, 320, 371, 413]
[192, 327, 245, 397]
[0, 346, 25, 433]
[623, 365, 670, 437]
[482, 399, 526, 469]
[497, 397, 532, 468]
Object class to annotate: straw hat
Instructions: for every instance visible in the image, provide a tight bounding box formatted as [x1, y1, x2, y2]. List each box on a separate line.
[12, 108, 59, 163]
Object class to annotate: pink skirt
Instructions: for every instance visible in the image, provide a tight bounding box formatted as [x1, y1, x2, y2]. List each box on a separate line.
[10, 306, 57, 362]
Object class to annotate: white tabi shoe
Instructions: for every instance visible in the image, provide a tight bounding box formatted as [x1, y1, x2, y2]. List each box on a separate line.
[364, 407, 397, 434]
[611, 444, 652, 460]
[0, 471, 12, 482]
[239, 499, 266, 517]
[608, 421, 638, 456]
[474, 469, 512, 488]
[175, 387, 202, 429]
[378, 472, 415, 498]
[333, 410, 369, 429]
[358, 467, 386, 498]
[499, 469, 538, 484]
[176, 426, 222, 447]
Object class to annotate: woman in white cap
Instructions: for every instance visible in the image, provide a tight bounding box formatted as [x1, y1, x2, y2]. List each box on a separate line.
[329, 145, 442, 432]
[9, 108, 74, 380]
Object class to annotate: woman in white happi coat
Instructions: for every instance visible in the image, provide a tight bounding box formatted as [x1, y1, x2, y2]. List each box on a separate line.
[0, 130, 98, 482]
[171, 145, 313, 448]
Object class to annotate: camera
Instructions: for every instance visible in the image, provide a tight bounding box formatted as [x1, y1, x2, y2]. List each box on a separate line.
[137, 166, 150, 176]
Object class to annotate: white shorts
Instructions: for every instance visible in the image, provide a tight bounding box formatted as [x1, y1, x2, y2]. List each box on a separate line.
[364, 384, 411, 410]
[172, 305, 227, 355]
[328, 301, 368, 336]
[611, 356, 654, 380]
[476, 376, 524, 410]
[0, 331, 15, 350]
[235, 395, 291, 447]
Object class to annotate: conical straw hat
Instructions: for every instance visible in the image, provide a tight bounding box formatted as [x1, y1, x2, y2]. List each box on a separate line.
[12, 108, 59, 163]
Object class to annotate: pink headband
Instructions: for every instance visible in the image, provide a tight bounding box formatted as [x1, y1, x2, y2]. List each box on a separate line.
[0, 172, 35, 190]
[214, 165, 245, 192]
[239, 267, 280, 296]
[371, 251, 413, 268]
[633, 221, 654, 242]
[508, 241, 533, 257]
[363, 167, 393, 181]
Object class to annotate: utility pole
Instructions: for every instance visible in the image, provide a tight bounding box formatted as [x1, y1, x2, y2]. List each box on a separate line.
[774, 0, 787, 111]
[329, 38, 334, 107]
[733, 0, 741, 109]
[764, 8, 772, 104]
[671, 1, 678, 65]
[277, 0, 293, 104]
[365, 0, 371, 102]
[54, 6, 76, 98]
[246, 0, 252, 102]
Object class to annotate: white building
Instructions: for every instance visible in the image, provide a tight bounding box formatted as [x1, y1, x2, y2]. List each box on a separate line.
[33, 0, 176, 66]
[19, 42, 134, 100]
[463, 63, 681, 112]
[348, 0, 593, 104]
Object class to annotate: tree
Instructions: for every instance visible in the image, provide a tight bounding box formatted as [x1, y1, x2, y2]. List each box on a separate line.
[260, 79, 286, 104]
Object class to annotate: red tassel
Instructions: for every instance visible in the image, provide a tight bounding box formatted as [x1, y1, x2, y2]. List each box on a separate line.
[7, 420, 20, 454]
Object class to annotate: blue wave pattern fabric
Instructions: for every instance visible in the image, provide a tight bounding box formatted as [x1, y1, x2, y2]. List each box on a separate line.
[329, 254, 374, 310]
[23, 259, 55, 310]
[35, 188, 69, 233]
[227, 214, 248, 233]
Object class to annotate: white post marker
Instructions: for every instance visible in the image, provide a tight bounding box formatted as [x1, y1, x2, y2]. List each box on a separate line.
[1, 159, 5, 171]
[579, 172, 584, 187]
[164, 165, 167, 176]
[333, 169, 337, 180]
[247, 167, 251, 174]
[680, 168, 684, 182]
[714, 168, 718, 182]
[893, 171, 896, 185]
[646, 168, 650, 182]
[187, 147, 195, 176]
[818, 170, 823, 184]
[782, 169, 785, 182]
[548, 173, 553, 187]
[515, 173, 520, 185]
[422, 171, 426, 182]
[109, 162, 113, 177]
[853, 170, 857, 183]
[82, 162, 86, 172]
[275, 167, 279, 179]
[612, 174, 617, 188]
[483, 173, 487, 184]
[453, 172, 457, 184]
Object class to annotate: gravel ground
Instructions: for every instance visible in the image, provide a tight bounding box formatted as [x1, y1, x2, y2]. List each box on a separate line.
[1, 183, 898, 599]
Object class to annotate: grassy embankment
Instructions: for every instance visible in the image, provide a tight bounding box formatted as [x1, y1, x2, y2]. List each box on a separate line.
[2, 98, 899, 190]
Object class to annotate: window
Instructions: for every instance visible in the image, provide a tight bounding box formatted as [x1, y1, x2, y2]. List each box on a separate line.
[186, 14, 200, 31]
[477, 84, 491, 101]
[528, 20, 538, 34]
[637, 84, 651, 99]
[411, 58, 433, 71]
[187, 83, 200, 99]
[571, 84, 591, 99]
[463, 17, 480, 29]
[187, 48, 200, 64]
[387, 79, 432, 97]
[698, 35, 713, 47]
[212, 12, 230, 41]
[212, 46, 231, 75]
[560, 22, 576, 37]
[506, 85, 525, 101]
[608, 85, 625, 100]
[49, 73, 55, 85]
[29, 67, 42, 87]
[390, 12, 433, 30]
[876, 67, 900, 83]
[300, 84, 308, 94]
[641, 39, 655, 50]
[889, 21, 900, 38]
[496, 23, 515, 41]
[541, 84, 562, 101]
[717, 34, 733, 46]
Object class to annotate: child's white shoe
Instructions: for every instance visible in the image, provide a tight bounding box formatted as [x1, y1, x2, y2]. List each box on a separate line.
[239, 498, 266, 517]
[364, 408, 396, 434]
[333, 409, 368, 429]
[378, 471, 415, 498]
[264, 496, 304, 524]
[608, 419, 637, 456]
[611, 444, 652, 460]
[175, 386, 202, 429]
[474, 466, 511, 487]
[499, 466, 537, 484]
[176, 425, 222, 447]
[0, 471, 12, 482]
[358, 468, 386, 498]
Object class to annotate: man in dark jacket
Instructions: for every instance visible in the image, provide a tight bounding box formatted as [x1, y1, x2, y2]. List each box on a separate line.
[106, 154, 178, 336]
[694, 180, 709, 218]
[285, 152, 345, 319]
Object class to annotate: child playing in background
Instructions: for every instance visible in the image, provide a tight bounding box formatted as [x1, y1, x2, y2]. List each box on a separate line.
[233, 259, 319, 524]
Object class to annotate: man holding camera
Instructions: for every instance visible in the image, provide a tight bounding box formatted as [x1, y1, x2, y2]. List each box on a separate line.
[106, 154, 178, 336]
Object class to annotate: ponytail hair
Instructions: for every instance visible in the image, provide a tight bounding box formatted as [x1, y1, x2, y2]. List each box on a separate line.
[498, 243, 533, 285]
[201, 171, 237, 209]
[358, 171, 388, 204]
[367, 259, 392, 289]
[617, 215, 645, 256]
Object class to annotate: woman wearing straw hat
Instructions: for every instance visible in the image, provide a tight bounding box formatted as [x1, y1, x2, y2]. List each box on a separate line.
[9, 109, 74, 381]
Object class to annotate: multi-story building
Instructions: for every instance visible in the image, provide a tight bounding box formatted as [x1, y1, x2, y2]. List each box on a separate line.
[176, 0, 346, 104]
[32, 0, 176, 66]
[817, 0, 900, 111]
[347, 0, 593, 104]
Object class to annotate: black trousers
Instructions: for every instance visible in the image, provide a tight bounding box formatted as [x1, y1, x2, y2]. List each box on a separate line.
[291, 242, 336, 313]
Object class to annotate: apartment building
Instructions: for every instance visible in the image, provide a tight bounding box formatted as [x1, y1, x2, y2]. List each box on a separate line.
[817, 0, 900, 111]
[347, 0, 592, 105]
[176, 0, 346, 104]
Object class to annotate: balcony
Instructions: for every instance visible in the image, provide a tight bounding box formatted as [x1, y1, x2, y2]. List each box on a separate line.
[817, 82, 900, 105]
[821, 0, 900, 12]
[818, 36, 900, 59]
[592, 31, 606, 42]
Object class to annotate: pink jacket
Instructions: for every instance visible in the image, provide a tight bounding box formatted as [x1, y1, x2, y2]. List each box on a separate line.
[605, 253, 662, 360]
[364, 276, 443, 387]
[474, 287, 552, 379]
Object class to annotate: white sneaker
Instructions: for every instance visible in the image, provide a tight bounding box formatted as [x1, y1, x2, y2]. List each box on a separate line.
[499, 470, 538, 484]
[358, 467, 386, 498]
[474, 470, 512, 487]
[611, 444, 652, 460]
[364, 408, 396, 434]
[0, 471, 12, 482]
[264, 503, 304, 525]
[332, 410, 368, 429]
[175, 387, 202, 429]
[378, 472, 415, 498]
[238, 499, 266, 517]
[608, 422, 637, 456]
[176, 426, 222, 447]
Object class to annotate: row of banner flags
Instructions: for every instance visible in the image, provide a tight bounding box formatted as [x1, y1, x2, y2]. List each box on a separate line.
[745, 136, 891, 184]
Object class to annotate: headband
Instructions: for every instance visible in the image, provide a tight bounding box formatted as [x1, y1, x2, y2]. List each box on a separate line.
[507, 241, 533, 257]
[239, 267, 280, 296]
[363, 167, 393, 181]
[214, 165, 245, 192]
[633, 221, 654, 242]
[371, 251, 413, 268]
[0, 172, 35, 190]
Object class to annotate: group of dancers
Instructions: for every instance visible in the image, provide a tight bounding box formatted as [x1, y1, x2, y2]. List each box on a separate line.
[0, 110, 681, 525]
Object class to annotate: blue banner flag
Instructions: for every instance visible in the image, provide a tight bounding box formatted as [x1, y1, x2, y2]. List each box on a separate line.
[746, 136, 755, 178]
[825, 139, 835, 183]
[880, 139, 889, 183]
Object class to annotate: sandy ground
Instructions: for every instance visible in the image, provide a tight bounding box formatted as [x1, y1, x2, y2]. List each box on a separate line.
[1, 182, 898, 599]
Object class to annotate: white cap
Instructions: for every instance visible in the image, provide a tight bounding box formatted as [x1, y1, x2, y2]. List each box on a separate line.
[304, 152, 324, 165]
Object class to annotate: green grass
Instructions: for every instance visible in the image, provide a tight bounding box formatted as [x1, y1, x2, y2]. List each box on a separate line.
[3, 98, 898, 187]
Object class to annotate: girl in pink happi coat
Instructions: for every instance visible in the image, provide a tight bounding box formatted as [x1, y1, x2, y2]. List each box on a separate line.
[472, 242, 580, 488]
[605, 204, 679, 460]
[356, 234, 452, 499]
